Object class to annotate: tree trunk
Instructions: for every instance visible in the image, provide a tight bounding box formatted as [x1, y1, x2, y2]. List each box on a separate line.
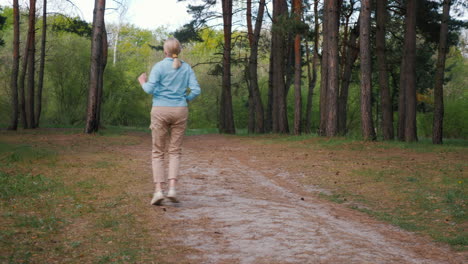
[325, 0, 340, 137]
[8, 0, 20, 131]
[319, 0, 329, 136]
[397, 53, 406, 140]
[219, 0, 235, 134]
[266, 49, 274, 133]
[404, 0, 417, 142]
[293, 0, 302, 135]
[246, 71, 255, 134]
[96, 25, 108, 128]
[271, 0, 289, 133]
[18, 27, 29, 128]
[85, 0, 106, 134]
[35, 0, 46, 128]
[338, 19, 360, 135]
[246, 0, 255, 134]
[304, 0, 319, 134]
[360, 0, 376, 140]
[337, 5, 351, 136]
[26, 0, 36, 129]
[432, 0, 451, 144]
[247, 0, 266, 133]
[376, 0, 394, 140]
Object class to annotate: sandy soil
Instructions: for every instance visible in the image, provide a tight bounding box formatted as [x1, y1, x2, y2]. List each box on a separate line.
[130, 134, 464, 264]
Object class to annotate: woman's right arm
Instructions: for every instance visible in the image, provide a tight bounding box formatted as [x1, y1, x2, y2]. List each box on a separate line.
[186, 67, 201, 101]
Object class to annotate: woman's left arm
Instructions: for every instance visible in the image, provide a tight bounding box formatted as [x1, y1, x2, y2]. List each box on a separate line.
[139, 65, 160, 94]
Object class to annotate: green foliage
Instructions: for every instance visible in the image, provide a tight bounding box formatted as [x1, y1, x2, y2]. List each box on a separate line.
[173, 22, 202, 43]
[44, 32, 90, 125]
[50, 14, 92, 38]
[0, 7, 6, 47]
[417, 48, 468, 139]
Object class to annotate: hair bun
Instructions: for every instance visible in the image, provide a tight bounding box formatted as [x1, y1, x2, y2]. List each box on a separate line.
[172, 54, 178, 59]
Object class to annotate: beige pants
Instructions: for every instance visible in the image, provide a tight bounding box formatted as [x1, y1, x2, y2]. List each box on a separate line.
[150, 106, 188, 183]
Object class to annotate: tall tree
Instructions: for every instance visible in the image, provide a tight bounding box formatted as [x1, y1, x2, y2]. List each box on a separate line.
[18, 32, 28, 128]
[319, 0, 329, 136]
[8, 0, 20, 130]
[337, 1, 359, 136]
[219, 0, 235, 134]
[397, 48, 406, 140]
[360, 0, 376, 140]
[337, 18, 359, 135]
[96, 26, 108, 128]
[246, 0, 266, 133]
[35, 0, 47, 127]
[376, 0, 394, 140]
[270, 0, 289, 133]
[432, 0, 451, 144]
[85, 0, 106, 133]
[403, 0, 418, 142]
[293, 0, 302, 135]
[112, 1, 127, 65]
[304, 0, 319, 134]
[325, 0, 340, 137]
[26, 0, 37, 128]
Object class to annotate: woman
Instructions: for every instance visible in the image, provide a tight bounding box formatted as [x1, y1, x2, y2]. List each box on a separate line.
[138, 38, 201, 205]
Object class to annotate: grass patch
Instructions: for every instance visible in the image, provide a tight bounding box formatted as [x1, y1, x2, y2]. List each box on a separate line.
[0, 172, 58, 199]
[13, 215, 64, 231]
[319, 192, 348, 204]
[0, 142, 56, 164]
[185, 128, 219, 135]
[0, 130, 192, 263]
[377, 137, 468, 152]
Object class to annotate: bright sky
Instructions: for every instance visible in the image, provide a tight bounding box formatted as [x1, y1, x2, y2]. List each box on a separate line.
[0, 0, 194, 31]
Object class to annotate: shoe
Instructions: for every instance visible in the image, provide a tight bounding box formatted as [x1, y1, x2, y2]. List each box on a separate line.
[150, 191, 164, 205]
[167, 188, 179, 203]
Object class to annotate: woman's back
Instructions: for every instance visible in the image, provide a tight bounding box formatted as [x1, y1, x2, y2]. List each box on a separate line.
[142, 58, 200, 107]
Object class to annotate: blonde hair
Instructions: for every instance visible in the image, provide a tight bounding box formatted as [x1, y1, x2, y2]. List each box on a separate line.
[164, 38, 182, 69]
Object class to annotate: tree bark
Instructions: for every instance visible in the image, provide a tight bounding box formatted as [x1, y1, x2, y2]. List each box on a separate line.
[271, 0, 289, 133]
[246, 67, 255, 134]
[96, 25, 108, 128]
[404, 0, 418, 142]
[397, 52, 406, 140]
[338, 18, 360, 135]
[319, 0, 329, 136]
[26, 0, 37, 129]
[8, 0, 20, 131]
[266, 49, 274, 133]
[325, 0, 340, 137]
[304, 0, 319, 134]
[85, 0, 106, 134]
[219, 0, 235, 134]
[246, 0, 255, 134]
[18, 27, 29, 128]
[360, 0, 376, 140]
[35, 0, 46, 128]
[247, 0, 266, 133]
[432, 0, 451, 144]
[376, 0, 394, 140]
[293, 0, 302, 135]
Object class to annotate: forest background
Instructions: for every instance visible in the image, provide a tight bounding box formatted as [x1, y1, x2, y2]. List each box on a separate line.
[0, 0, 467, 140]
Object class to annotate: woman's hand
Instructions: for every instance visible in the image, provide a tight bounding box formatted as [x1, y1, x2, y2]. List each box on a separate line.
[138, 73, 147, 85]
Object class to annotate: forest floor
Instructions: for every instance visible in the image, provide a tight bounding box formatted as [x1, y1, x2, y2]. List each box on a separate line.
[0, 129, 466, 263]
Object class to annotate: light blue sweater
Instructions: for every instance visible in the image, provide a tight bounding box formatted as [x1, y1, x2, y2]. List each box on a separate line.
[142, 58, 201, 106]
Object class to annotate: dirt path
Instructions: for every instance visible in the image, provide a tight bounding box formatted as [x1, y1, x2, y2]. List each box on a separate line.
[128, 134, 463, 264]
